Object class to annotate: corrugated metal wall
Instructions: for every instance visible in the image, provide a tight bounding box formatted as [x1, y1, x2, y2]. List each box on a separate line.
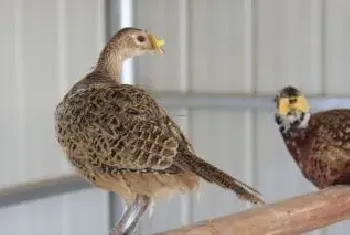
[132, 0, 350, 234]
[0, 0, 109, 234]
[1, 0, 350, 234]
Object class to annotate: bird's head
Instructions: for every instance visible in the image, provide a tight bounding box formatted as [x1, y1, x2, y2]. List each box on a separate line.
[107, 27, 165, 60]
[273, 86, 311, 134]
[94, 27, 165, 80]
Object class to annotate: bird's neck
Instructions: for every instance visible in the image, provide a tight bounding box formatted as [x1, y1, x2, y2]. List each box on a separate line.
[94, 38, 134, 84]
[275, 112, 311, 140]
[278, 114, 312, 167]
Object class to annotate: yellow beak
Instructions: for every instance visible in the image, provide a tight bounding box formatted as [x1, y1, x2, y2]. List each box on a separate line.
[149, 34, 165, 54]
[277, 96, 310, 115]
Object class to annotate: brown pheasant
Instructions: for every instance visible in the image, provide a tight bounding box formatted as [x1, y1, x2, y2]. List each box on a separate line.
[55, 27, 264, 234]
[274, 85, 350, 189]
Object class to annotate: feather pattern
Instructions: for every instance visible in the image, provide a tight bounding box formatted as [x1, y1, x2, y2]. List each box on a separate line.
[55, 27, 264, 206]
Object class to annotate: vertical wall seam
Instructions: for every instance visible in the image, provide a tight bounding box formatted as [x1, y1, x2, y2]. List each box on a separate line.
[318, 3, 326, 233]
[245, 0, 257, 94]
[57, 0, 69, 175]
[57, 0, 67, 98]
[56, 0, 69, 233]
[185, 1, 195, 224]
[14, 0, 24, 186]
[14, 0, 25, 233]
[96, 0, 106, 52]
[179, 0, 190, 93]
[247, 0, 257, 94]
[320, 0, 326, 96]
[317, 0, 326, 229]
[187, 1, 193, 92]
[178, 0, 191, 226]
[244, 0, 257, 210]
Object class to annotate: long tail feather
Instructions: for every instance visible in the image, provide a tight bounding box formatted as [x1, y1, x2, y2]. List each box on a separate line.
[176, 153, 265, 205]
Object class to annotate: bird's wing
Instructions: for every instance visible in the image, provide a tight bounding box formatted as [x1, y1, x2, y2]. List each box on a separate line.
[313, 111, 350, 161]
[318, 144, 350, 185]
[91, 118, 182, 173]
[92, 116, 264, 204]
[58, 85, 184, 173]
[311, 111, 350, 185]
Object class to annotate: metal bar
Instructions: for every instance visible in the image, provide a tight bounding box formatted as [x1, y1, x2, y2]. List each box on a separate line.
[108, 192, 119, 229]
[105, 0, 120, 39]
[0, 175, 91, 208]
[150, 91, 350, 111]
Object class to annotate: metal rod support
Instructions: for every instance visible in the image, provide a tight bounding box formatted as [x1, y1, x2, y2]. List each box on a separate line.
[0, 175, 91, 208]
[151, 92, 350, 110]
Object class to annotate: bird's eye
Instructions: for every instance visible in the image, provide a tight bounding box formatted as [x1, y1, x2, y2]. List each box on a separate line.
[289, 98, 298, 104]
[137, 36, 145, 42]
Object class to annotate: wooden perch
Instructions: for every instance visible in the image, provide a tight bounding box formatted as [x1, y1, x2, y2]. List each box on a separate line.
[156, 186, 350, 235]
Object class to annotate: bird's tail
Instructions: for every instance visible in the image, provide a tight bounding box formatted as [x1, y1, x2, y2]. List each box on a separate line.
[176, 153, 265, 205]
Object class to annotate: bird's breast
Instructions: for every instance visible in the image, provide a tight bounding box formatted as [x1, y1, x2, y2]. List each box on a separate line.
[285, 135, 318, 179]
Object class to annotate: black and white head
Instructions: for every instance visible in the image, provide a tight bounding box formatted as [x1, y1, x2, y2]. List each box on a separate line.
[273, 86, 311, 135]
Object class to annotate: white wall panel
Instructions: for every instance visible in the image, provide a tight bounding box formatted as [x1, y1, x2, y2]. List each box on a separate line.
[0, 205, 25, 235]
[0, 189, 109, 235]
[21, 0, 64, 185]
[0, 0, 24, 188]
[0, 0, 105, 186]
[190, 0, 253, 93]
[256, 0, 323, 95]
[134, 0, 188, 91]
[0, 0, 108, 234]
[61, 189, 109, 235]
[65, 0, 105, 88]
[324, 0, 350, 95]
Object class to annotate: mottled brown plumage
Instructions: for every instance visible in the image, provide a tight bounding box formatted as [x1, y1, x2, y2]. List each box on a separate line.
[274, 86, 350, 188]
[54, 27, 264, 208]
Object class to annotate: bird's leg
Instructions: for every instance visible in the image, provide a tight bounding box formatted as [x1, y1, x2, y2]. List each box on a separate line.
[148, 200, 154, 218]
[110, 195, 151, 235]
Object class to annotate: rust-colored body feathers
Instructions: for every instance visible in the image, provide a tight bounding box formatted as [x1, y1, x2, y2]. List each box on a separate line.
[281, 109, 350, 188]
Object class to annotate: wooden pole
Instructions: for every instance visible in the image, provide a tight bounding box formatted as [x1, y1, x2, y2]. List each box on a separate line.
[156, 186, 350, 235]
